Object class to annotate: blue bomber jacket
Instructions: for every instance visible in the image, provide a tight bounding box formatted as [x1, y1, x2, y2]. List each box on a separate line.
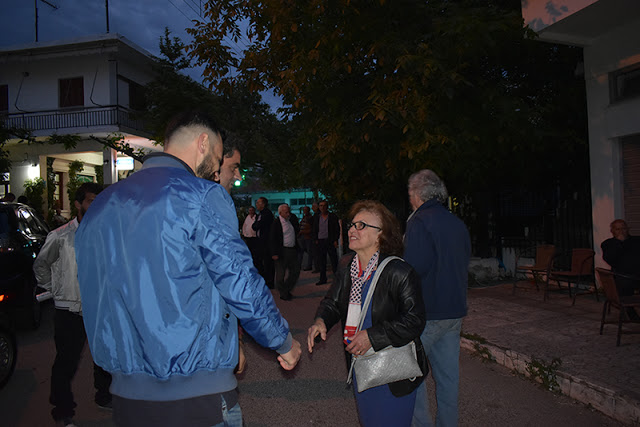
[75, 153, 292, 401]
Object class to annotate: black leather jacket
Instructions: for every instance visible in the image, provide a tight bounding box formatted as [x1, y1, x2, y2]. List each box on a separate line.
[315, 252, 428, 396]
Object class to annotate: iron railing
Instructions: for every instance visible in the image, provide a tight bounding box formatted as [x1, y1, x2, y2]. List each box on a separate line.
[3, 106, 147, 134]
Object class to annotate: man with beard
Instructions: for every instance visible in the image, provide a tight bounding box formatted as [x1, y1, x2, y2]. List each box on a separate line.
[33, 182, 112, 427]
[75, 112, 301, 427]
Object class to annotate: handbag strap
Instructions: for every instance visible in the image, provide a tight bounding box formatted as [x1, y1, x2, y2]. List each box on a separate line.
[347, 255, 401, 384]
[355, 255, 401, 334]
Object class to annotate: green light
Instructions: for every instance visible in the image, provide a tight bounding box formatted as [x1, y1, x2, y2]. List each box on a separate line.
[234, 179, 242, 187]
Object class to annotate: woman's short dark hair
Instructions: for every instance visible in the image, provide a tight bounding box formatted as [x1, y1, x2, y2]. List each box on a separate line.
[349, 200, 403, 257]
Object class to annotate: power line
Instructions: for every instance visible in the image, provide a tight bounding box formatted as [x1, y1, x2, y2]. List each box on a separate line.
[166, 0, 195, 23]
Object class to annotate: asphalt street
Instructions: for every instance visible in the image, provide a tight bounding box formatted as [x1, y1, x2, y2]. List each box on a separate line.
[0, 270, 622, 426]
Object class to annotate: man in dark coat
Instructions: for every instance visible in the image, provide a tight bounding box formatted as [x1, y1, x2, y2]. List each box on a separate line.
[312, 200, 340, 286]
[252, 197, 275, 288]
[270, 204, 300, 300]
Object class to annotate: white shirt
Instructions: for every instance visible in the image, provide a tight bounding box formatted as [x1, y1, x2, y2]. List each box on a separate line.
[242, 214, 257, 238]
[279, 215, 295, 248]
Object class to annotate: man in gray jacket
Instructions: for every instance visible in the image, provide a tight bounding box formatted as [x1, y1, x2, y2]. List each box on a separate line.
[33, 182, 112, 427]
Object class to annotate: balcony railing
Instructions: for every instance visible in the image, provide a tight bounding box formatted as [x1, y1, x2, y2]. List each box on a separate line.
[3, 106, 148, 135]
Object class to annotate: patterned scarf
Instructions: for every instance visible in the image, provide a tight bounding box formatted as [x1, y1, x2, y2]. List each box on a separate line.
[343, 251, 380, 345]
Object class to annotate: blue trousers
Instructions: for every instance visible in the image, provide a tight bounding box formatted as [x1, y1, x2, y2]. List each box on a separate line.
[411, 318, 463, 427]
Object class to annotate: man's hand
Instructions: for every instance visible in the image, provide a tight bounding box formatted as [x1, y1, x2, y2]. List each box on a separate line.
[333, 241, 338, 248]
[272, 255, 279, 260]
[307, 318, 327, 353]
[235, 340, 247, 374]
[278, 339, 302, 370]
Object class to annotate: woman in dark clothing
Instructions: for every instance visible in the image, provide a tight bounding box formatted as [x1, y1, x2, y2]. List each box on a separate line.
[307, 200, 427, 427]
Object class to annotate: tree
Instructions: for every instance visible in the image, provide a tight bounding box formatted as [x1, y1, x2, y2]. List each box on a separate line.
[141, 28, 296, 190]
[187, 0, 588, 212]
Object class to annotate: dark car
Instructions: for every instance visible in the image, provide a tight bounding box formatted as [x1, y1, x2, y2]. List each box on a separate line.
[0, 202, 51, 329]
[0, 307, 17, 389]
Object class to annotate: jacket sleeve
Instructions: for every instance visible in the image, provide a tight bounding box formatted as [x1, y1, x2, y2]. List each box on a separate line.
[33, 230, 59, 291]
[269, 218, 280, 256]
[366, 261, 426, 351]
[198, 187, 290, 352]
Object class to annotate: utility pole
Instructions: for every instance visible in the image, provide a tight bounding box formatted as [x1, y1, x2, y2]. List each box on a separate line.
[105, 0, 110, 33]
[34, 0, 59, 42]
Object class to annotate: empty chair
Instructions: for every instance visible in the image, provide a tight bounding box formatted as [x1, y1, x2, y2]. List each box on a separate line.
[547, 248, 596, 304]
[513, 244, 556, 295]
[596, 268, 640, 346]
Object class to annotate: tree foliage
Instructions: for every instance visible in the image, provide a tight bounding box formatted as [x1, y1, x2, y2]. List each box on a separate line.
[187, 0, 588, 209]
[141, 28, 296, 189]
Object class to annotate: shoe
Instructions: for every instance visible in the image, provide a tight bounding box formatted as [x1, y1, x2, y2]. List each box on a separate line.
[316, 281, 327, 286]
[303, 267, 312, 271]
[96, 399, 113, 411]
[280, 293, 293, 301]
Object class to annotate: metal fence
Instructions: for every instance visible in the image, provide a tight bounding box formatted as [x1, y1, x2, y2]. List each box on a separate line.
[3, 106, 147, 133]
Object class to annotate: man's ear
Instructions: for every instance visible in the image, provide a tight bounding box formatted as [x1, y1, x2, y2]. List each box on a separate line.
[74, 199, 81, 212]
[197, 133, 208, 154]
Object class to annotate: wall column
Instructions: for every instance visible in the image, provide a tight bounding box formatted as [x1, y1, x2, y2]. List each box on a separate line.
[103, 148, 117, 185]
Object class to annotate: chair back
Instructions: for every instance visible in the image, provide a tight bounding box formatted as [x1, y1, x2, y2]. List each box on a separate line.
[571, 248, 595, 275]
[596, 268, 621, 305]
[534, 244, 556, 270]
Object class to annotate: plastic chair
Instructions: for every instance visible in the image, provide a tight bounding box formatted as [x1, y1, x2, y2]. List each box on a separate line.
[513, 244, 556, 295]
[546, 248, 596, 304]
[596, 268, 640, 346]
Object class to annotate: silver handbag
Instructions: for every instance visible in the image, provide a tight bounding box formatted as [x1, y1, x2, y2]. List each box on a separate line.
[346, 256, 423, 393]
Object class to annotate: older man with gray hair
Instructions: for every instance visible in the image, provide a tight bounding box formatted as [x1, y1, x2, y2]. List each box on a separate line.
[270, 203, 300, 301]
[404, 169, 471, 427]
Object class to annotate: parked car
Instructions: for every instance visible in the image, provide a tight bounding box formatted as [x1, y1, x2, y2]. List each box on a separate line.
[0, 305, 17, 389]
[0, 202, 51, 329]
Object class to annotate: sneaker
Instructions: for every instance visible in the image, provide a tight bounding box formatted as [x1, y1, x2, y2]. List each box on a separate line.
[96, 399, 113, 411]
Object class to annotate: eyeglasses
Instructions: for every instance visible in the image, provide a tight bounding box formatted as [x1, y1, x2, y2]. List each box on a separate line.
[347, 221, 382, 231]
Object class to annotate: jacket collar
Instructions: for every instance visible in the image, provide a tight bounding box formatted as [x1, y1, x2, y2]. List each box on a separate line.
[141, 152, 195, 176]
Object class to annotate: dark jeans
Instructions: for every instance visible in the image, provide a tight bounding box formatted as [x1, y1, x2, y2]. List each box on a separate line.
[316, 239, 338, 283]
[255, 239, 275, 288]
[113, 390, 240, 427]
[300, 238, 313, 269]
[244, 237, 260, 269]
[275, 247, 301, 297]
[50, 309, 112, 421]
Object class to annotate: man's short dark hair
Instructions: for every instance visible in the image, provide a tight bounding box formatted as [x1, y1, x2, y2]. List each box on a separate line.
[164, 111, 225, 144]
[75, 183, 103, 203]
[223, 132, 245, 159]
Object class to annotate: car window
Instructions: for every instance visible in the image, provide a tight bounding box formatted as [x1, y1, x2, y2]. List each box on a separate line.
[17, 207, 49, 237]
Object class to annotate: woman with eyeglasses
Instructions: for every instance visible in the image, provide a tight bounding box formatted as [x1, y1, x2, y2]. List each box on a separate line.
[307, 200, 427, 427]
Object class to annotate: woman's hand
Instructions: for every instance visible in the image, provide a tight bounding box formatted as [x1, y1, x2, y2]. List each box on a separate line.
[345, 330, 372, 356]
[307, 318, 327, 353]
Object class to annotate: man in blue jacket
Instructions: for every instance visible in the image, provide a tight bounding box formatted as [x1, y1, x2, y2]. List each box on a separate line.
[75, 111, 301, 427]
[404, 169, 471, 427]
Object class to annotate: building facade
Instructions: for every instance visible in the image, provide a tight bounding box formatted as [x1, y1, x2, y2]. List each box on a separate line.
[522, 0, 640, 266]
[0, 33, 158, 215]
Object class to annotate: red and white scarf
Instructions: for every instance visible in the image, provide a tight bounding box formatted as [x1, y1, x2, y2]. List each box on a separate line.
[343, 251, 380, 345]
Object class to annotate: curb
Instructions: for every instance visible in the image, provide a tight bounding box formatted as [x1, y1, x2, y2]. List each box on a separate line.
[460, 337, 640, 425]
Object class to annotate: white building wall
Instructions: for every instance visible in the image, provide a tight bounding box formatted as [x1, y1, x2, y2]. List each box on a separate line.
[583, 18, 640, 267]
[2, 54, 113, 112]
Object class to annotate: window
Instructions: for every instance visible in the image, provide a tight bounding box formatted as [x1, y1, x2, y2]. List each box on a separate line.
[129, 81, 146, 111]
[59, 77, 84, 108]
[610, 64, 640, 103]
[0, 84, 8, 112]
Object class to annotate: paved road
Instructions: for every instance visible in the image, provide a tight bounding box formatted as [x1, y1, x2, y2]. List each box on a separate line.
[0, 271, 623, 426]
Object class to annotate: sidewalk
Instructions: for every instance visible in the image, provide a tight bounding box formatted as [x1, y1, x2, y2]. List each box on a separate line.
[462, 281, 640, 425]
